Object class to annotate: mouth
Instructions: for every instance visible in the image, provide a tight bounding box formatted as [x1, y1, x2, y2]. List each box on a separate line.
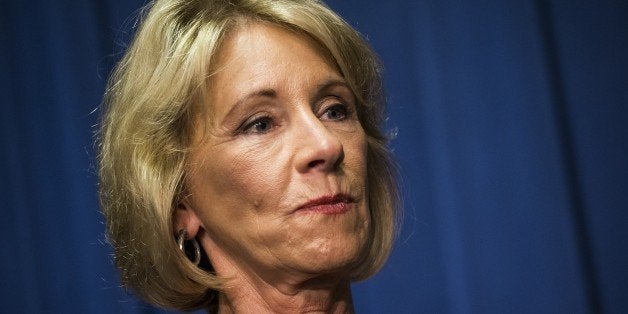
[295, 194, 355, 215]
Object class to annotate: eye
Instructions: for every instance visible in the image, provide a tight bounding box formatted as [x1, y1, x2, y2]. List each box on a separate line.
[241, 116, 273, 134]
[321, 103, 349, 121]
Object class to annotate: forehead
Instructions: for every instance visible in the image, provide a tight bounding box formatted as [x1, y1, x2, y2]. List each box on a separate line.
[206, 22, 342, 100]
[215, 20, 337, 73]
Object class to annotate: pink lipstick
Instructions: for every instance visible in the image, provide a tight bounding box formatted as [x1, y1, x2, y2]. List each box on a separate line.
[296, 194, 354, 214]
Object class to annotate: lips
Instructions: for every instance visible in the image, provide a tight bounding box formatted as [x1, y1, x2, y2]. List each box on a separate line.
[296, 194, 354, 214]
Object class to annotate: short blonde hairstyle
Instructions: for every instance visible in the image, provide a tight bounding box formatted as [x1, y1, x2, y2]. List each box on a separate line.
[98, 0, 400, 311]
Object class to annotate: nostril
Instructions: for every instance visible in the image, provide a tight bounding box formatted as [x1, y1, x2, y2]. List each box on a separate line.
[308, 159, 325, 169]
[335, 148, 345, 167]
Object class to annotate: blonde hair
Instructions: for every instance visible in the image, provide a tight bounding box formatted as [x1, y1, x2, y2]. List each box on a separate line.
[98, 0, 400, 311]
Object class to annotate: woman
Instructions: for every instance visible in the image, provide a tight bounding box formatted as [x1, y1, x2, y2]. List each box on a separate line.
[98, 0, 399, 312]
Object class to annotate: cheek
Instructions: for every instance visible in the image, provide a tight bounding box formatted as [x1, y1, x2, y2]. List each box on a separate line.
[185, 142, 286, 257]
[188, 137, 292, 235]
[342, 127, 368, 176]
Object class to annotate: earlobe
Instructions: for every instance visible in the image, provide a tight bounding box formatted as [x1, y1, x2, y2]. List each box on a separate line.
[173, 200, 204, 238]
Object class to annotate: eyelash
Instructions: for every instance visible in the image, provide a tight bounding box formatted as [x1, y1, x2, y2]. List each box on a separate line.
[238, 100, 354, 135]
[321, 102, 352, 121]
[240, 115, 273, 134]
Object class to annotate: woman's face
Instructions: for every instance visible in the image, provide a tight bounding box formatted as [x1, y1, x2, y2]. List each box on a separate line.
[184, 22, 370, 282]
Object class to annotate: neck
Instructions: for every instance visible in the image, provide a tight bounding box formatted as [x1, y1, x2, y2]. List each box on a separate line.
[216, 271, 354, 314]
[200, 235, 356, 313]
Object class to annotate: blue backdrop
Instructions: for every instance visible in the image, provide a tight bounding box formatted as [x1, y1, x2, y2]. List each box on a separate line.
[2, 0, 627, 313]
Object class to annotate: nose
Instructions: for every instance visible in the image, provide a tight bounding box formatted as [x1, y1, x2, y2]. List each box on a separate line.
[294, 113, 344, 174]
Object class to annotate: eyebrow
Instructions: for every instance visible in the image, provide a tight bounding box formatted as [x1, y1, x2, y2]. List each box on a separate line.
[224, 89, 277, 119]
[313, 79, 352, 98]
[224, 78, 352, 119]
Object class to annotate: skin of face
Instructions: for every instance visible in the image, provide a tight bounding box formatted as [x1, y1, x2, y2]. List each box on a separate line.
[180, 21, 371, 291]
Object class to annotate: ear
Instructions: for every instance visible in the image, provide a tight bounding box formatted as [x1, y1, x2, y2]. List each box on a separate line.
[173, 198, 203, 239]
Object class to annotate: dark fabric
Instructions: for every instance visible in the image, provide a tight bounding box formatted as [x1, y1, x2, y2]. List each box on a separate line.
[2, 1, 626, 313]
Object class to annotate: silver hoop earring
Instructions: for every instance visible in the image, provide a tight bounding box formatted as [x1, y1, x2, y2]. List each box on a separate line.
[177, 229, 201, 266]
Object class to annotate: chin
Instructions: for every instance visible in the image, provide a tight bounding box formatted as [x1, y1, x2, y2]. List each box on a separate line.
[294, 236, 369, 276]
